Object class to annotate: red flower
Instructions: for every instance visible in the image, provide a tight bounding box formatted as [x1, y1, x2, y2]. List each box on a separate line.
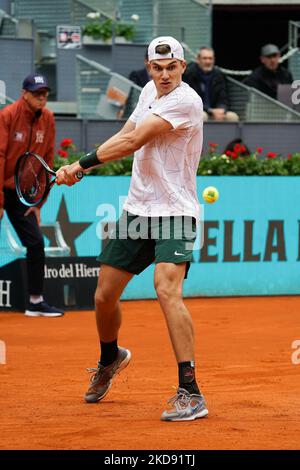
[233, 143, 241, 154]
[256, 147, 263, 153]
[208, 142, 218, 147]
[60, 138, 73, 148]
[287, 153, 293, 160]
[231, 152, 239, 160]
[226, 149, 239, 159]
[267, 152, 277, 159]
[240, 145, 247, 154]
[57, 149, 69, 158]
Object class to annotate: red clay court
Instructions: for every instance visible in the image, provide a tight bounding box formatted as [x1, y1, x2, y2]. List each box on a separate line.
[0, 296, 300, 450]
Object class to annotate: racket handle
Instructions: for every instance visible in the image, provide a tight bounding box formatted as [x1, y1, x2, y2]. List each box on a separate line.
[75, 171, 84, 180]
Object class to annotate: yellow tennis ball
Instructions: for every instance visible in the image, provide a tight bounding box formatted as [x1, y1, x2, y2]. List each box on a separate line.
[202, 186, 219, 203]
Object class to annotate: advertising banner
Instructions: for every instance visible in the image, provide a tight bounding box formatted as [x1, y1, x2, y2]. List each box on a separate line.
[1, 176, 300, 310]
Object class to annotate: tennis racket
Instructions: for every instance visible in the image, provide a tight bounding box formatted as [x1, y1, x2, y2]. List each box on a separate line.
[14, 151, 83, 207]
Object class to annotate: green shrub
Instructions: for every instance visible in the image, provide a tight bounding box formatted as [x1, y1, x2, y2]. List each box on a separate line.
[54, 140, 300, 176]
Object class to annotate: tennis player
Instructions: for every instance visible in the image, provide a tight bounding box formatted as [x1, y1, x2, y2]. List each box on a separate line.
[56, 36, 208, 421]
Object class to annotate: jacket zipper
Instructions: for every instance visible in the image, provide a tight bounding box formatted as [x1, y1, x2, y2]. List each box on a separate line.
[27, 117, 36, 152]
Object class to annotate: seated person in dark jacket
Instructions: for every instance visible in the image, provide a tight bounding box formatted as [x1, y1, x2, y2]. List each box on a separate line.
[183, 46, 239, 121]
[244, 44, 293, 100]
[128, 50, 150, 88]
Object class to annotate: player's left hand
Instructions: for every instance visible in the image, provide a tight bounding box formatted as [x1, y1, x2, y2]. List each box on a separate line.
[56, 162, 84, 186]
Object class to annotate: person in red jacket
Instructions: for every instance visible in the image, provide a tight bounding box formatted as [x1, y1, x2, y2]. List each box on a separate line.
[0, 74, 64, 317]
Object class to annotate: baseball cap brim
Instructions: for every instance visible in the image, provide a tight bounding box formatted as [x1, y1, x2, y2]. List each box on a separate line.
[261, 44, 280, 57]
[24, 84, 50, 92]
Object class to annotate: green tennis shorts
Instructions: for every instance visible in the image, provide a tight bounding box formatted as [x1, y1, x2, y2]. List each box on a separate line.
[98, 211, 197, 278]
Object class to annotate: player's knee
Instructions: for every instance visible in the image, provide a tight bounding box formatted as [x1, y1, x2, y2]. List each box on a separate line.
[94, 286, 115, 308]
[155, 282, 181, 304]
[94, 288, 106, 307]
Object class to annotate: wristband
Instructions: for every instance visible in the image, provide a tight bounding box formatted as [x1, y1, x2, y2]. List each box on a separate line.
[79, 149, 102, 169]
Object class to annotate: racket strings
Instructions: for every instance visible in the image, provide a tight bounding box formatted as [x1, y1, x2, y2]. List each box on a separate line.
[18, 156, 49, 204]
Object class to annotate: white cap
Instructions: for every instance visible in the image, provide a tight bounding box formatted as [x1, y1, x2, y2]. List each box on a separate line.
[148, 36, 184, 62]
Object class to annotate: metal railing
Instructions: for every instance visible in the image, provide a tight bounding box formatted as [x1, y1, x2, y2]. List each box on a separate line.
[14, 0, 71, 34]
[227, 76, 300, 122]
[118, 0, 212, 51]
[192, 0, 211, 6]
[82, 0, 118, 18]
[114, 22, 186, 46]
[76, 54, 141, 118]
[71, 0, 114, 25]
[0, 8, 18, 36]
[76, 54, 300, 121]
[288, 21, 300, 80]
[288, 21, 300, 50]
[72, 0, 191, 52]
[2, 1, 212, 66]
[0, 93, 14, 110]
[70, 0, 212, 55]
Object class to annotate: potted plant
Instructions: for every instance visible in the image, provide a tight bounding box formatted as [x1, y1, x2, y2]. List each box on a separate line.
[114, 21, 135, 43]
[82, 14, 135, 45]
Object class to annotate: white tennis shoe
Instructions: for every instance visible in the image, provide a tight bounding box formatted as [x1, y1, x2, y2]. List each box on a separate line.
[161, 387, 208, 422]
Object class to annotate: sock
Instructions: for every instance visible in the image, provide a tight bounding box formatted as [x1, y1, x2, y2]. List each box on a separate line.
[100, 339, 118, 367]
[30, 295, 44, 304]
[178, 361, 200, 395]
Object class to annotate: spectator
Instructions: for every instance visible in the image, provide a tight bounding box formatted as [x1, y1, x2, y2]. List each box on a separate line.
[128, 49, 150, 88]
[244, 44, 293, 100]
[183, 46, 239, 121]
[0, 74, 64, 317]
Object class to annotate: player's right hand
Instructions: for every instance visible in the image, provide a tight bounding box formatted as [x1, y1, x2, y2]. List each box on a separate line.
[56, 162, 84, 186]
